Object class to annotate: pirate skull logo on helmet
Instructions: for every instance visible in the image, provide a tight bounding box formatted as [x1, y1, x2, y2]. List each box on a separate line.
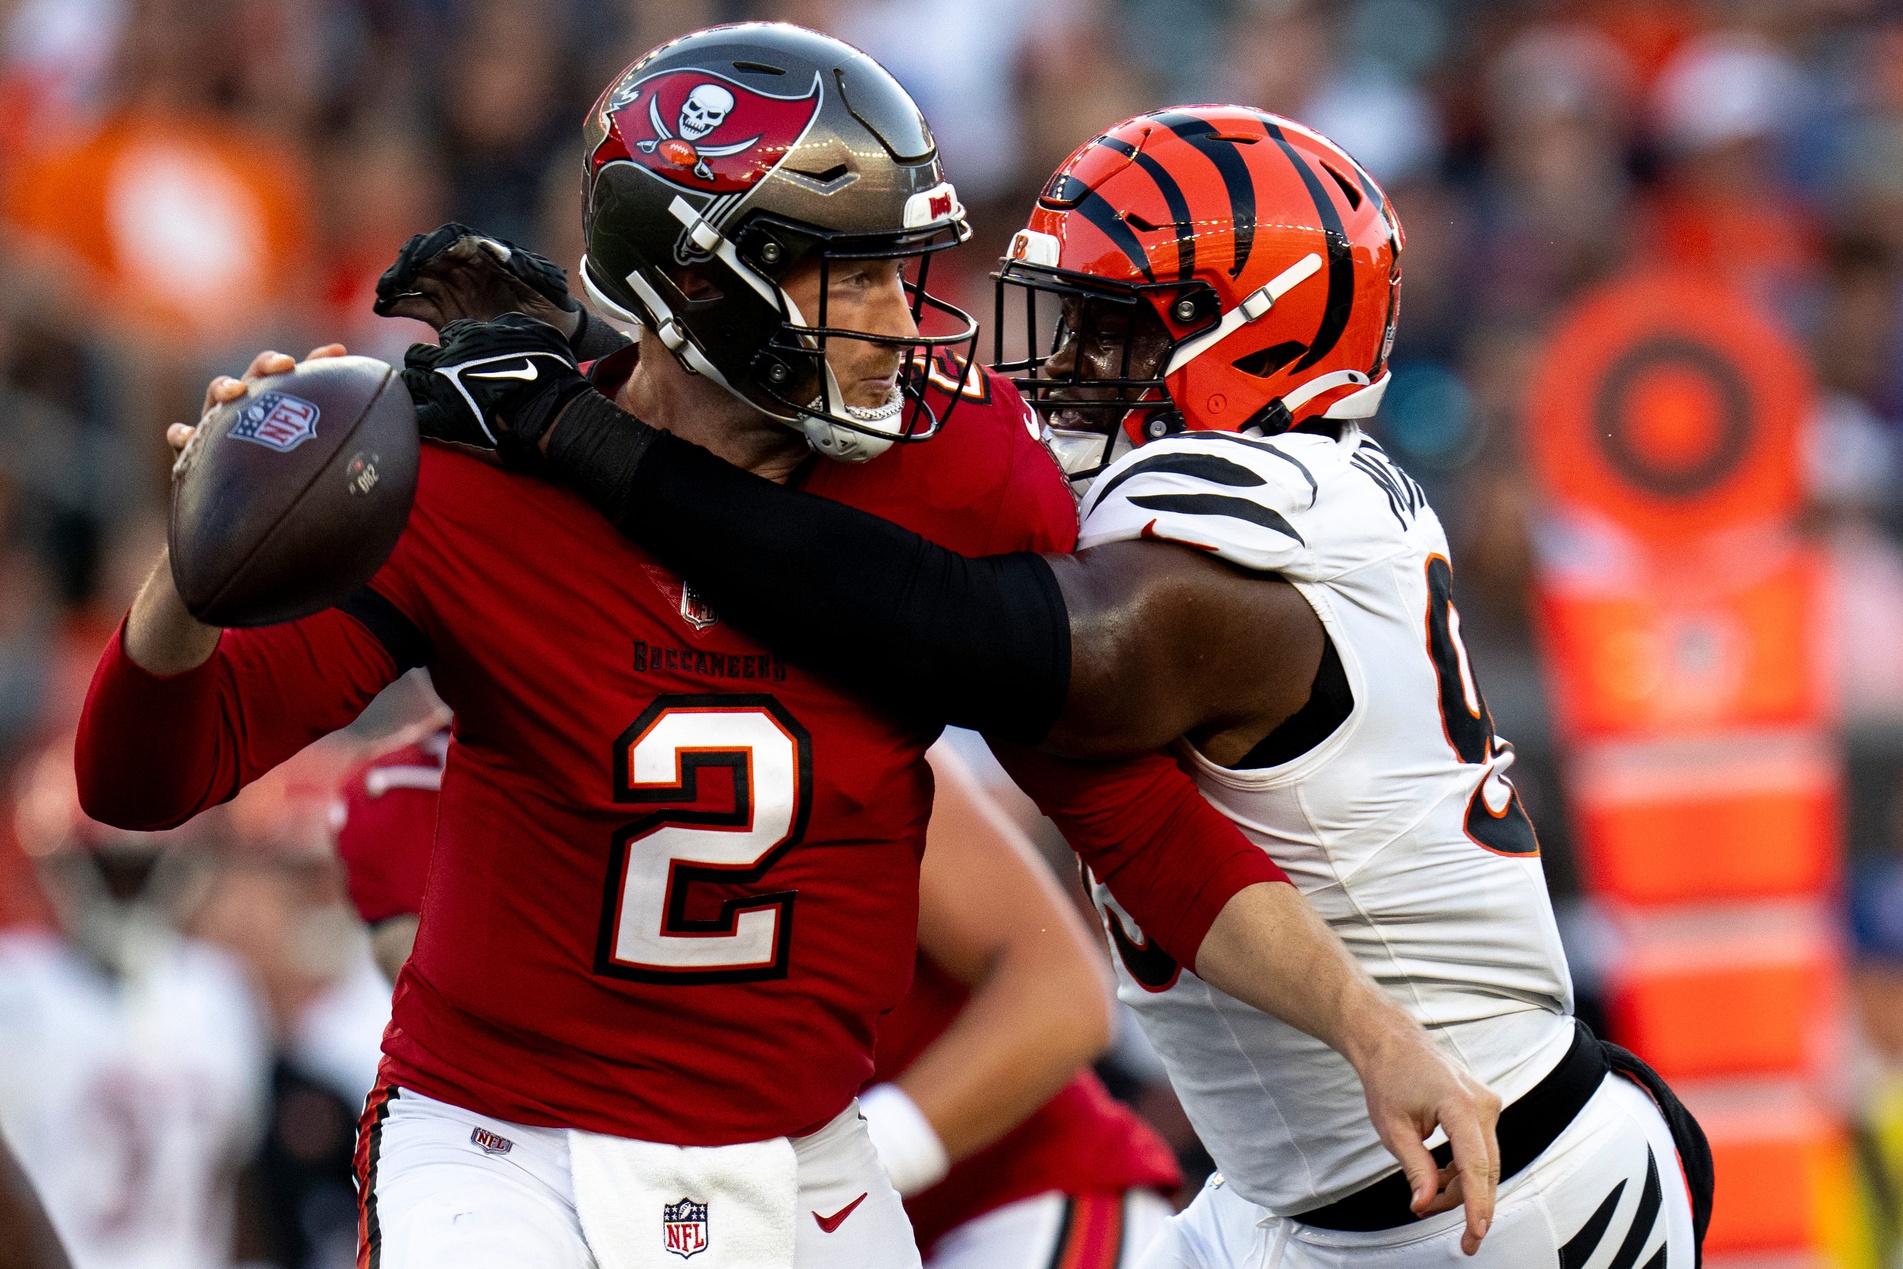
[679, 84, 734, 140]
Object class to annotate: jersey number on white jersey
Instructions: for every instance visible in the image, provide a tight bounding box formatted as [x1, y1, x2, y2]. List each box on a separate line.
[1424, 555, 1539, 857]
[596, 695, 811, 982]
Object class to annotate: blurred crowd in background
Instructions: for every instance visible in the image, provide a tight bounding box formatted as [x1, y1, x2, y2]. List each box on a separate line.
[0, 0, 1899, 1265]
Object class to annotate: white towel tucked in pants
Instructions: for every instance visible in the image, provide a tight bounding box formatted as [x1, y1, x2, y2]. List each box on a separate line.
[359, 1088, 920, 1269]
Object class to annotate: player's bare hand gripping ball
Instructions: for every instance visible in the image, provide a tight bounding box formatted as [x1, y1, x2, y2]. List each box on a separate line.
[168, 345, 418, 627]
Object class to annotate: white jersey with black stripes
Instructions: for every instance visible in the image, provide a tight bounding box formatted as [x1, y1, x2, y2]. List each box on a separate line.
[1075, 422, 1576, 1217]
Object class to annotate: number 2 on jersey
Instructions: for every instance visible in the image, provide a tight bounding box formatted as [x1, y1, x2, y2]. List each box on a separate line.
[1424, 556, 1540, 857]
[595, 695, 812, 983]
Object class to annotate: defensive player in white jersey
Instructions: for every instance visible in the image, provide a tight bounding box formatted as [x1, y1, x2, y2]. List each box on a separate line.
[2, 747, 269, 1269]
[407, 106, 1718, 1265]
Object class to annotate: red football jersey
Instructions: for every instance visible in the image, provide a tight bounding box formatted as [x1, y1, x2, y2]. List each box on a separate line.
[77, 364, 1283, 1146]
[873, 956, 1181, 1253]
[333, 723, 1181, 1256]
[333, 725, 449, 925]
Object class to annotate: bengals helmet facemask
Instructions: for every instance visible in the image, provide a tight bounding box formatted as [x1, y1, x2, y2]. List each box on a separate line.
[994, 107, 1404, 487]
[581, 22, 977, 463]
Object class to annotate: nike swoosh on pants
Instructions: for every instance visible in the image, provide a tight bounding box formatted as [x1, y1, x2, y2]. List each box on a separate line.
[812, 1193, 868, 1234]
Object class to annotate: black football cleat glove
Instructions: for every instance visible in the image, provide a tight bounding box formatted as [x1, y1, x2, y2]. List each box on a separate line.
[401, 315, 595, 470]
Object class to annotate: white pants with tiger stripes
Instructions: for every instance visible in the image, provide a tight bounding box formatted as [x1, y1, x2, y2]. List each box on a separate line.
[926, 1190, 1174, 1269]
[1137, 1074, 1694, 1269]
[354, 1086, 919, 1269]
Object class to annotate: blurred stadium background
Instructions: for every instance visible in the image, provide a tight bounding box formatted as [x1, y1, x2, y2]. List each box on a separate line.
[0, 0, 1898, 1265]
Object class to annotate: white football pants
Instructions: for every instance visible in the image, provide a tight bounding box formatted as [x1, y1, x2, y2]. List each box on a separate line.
[926, 1189, 1175, 1269]
[358, 1087, 920, 1269]
[1138, 1074, 1695, 1269]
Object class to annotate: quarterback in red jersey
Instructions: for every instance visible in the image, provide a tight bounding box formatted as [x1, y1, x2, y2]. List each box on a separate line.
[75, 25, 1307, 1269]
[335, 727, 1180, 1268]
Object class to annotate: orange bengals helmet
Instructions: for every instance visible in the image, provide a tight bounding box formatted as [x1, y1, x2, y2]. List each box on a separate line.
[994, 106, 1403, 485]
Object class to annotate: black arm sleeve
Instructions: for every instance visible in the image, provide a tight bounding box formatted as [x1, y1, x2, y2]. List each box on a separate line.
[545, 390, 1071, 743]
[569, 309, 635, 362]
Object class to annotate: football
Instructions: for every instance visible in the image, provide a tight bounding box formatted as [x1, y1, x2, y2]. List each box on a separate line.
[169, 355, 419, 628]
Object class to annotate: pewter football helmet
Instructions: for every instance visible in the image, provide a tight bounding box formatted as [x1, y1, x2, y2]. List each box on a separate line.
[581, 23, 977, 461]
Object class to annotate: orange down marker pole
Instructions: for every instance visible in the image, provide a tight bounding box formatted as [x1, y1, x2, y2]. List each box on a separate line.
[1527, 272, 1851, 1258]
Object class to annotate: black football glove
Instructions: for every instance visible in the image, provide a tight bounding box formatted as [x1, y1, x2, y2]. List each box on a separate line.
[374, 223, 633, 362]
[401, 315, 594, 470]
[375, 222, 577, 318]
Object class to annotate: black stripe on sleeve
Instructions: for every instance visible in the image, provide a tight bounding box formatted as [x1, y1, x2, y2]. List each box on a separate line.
[1259, 119, 1355, 372]
[335, 586, 433, 672]
[1093, 451, 1267, 506]
[1153, 111, 1256, 277]
[1161, 433, 1320, 507]
[1126, 492, 1304, 544]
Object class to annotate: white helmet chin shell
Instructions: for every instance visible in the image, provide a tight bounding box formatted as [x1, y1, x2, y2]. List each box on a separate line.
[1046, 425, 1133, 495]
[799, 381, 904, 463]
[800, 414, 895, 462]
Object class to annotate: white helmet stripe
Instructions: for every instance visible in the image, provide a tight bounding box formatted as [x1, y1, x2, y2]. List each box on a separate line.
[617, 263, 739, 393]
[667, 197, 781, 308]
[1321, 371, 1390, 419]
[1163, 252, 1322, 376]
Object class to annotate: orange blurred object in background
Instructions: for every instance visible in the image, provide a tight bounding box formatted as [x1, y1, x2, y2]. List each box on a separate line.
[1568, 730, 1839, 905]
[1529, 270, 1854, 1260]
[1528, 272, 1808, 542]
[3, 111, 312, 344]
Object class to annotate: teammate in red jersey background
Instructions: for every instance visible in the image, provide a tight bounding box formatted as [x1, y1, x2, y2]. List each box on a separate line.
[335, 726, 1180, 1268]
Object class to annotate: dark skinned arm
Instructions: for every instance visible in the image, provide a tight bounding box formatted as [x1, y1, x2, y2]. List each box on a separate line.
[1046, 538, 1323, 763]
[373, 239, 1310, 756]
[534, 399, 1319, 757]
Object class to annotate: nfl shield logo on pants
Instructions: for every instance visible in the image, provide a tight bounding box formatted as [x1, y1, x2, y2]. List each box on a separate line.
[661, 1198, 708, 1259]
[229, 391, 320, 452]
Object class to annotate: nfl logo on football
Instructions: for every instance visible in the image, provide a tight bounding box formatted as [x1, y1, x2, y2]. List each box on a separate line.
[661, 1198, 708, 1259]
[230, 391, 320, 452]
